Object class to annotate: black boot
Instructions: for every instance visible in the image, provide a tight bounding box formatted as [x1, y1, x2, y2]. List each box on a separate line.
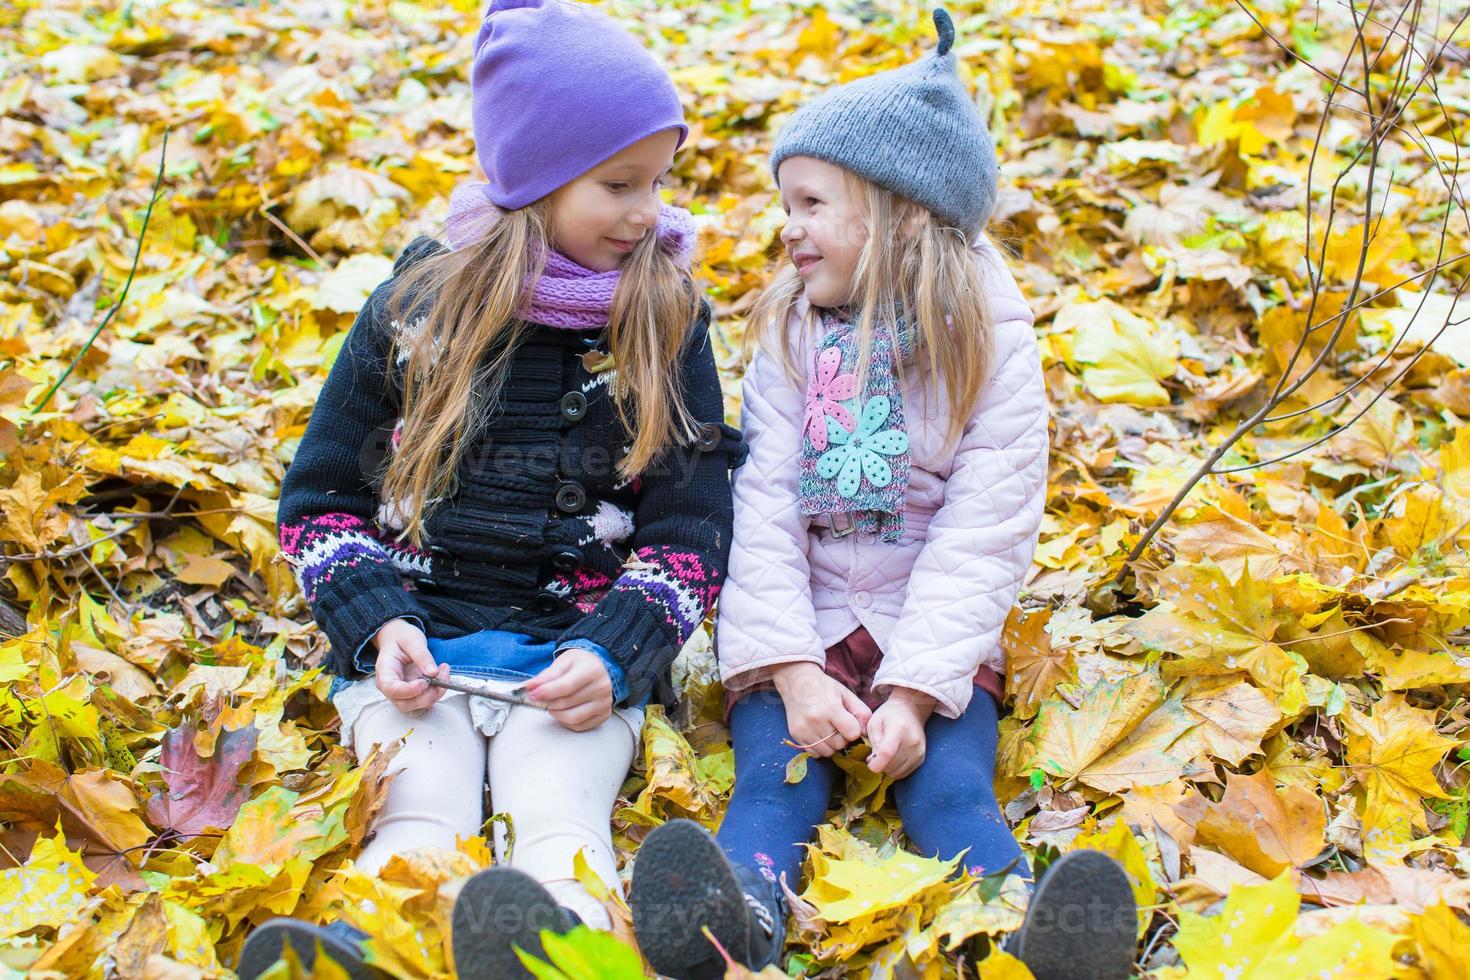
[1005, 850, 1137, 980]
[451, 865, 580, 979]
[733, 862, 787, 970]
[237, 917, 392, 980]
[629, 819, 785, 980]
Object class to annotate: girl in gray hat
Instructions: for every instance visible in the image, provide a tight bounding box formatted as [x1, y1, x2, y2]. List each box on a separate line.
[628, 9, 1138, 979]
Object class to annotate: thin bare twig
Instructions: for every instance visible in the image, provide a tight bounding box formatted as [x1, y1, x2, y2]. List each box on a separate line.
[1117, 0, 1469, 584]
[420, 671, 543, 708]
[259, 206, 326, 267]
[31, 128, 170, 415]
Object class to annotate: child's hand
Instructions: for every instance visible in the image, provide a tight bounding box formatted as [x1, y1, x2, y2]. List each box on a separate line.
[525, 648, 614, 732]
[866, 688, 938, 779]
[771, 662, 872, 758]
[373, 618, 449, 712]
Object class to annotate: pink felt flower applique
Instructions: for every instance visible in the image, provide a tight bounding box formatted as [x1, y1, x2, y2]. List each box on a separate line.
[803, 346, 857, 451]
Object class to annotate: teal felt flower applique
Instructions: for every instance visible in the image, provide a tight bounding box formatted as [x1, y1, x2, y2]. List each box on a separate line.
[816, 395, 910, 499]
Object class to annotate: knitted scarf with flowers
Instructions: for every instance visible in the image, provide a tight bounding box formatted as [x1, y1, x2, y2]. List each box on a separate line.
[797, 309, 918, 543]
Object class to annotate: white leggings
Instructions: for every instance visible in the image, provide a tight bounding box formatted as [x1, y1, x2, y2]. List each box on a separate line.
[340, 684, 643, 930]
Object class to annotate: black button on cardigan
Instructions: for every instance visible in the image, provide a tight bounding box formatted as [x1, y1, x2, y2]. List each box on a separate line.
[555, 481, 587, 513]
[560, 390, 588, 422]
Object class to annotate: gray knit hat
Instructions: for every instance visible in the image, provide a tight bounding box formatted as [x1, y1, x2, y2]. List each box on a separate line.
[770, 9, 998, 235]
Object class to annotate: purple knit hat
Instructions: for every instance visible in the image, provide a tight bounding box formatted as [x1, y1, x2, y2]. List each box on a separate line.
[472, 1, 689, 209]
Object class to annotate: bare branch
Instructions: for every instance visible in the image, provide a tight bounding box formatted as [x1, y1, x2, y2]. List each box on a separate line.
[1117, 0, 1470, 584]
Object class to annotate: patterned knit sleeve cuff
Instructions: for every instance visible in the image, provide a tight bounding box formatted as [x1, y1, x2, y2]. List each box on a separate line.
[318, 583, 431, 677]
[555, 638, 629, 705]
[556, 547, 721, 706]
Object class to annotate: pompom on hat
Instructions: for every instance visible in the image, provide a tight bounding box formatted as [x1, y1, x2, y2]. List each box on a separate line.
[770, 8, 999, 235]
[470, 0, 689, 209]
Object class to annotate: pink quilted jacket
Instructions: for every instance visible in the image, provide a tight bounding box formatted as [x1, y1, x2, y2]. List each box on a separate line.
[715, 236, 1048, 720]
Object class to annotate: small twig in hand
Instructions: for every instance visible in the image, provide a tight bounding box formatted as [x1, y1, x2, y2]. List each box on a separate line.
[783, 731, 842, 752]
[421, 671, 544, 709]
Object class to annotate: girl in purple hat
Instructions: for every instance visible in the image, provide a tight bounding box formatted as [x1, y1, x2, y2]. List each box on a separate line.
[240, 3, 743, 977]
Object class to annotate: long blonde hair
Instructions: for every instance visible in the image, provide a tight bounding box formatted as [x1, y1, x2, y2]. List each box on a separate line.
[745, 171, 995, 455]
[379, 197, 700, 549]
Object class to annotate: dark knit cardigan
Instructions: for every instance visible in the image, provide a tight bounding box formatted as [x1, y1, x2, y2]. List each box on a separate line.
[277, 236, 746, 709]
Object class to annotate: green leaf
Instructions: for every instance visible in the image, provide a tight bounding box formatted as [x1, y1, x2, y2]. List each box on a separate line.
[514, 926, 646, 980]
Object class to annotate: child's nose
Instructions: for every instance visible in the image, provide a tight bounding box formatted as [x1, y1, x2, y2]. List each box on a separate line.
[631, 192, 660, 231]
[780, 220, 802, 245]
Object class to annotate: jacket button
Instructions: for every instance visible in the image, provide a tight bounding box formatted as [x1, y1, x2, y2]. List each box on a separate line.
[534, 591, 561, 614]
[855, 590, 873, 608]
[695, 422, 722, 452]
[560, 390, 588, 423]
[552, 546, 583, 571]
[555, 480, 587, 513]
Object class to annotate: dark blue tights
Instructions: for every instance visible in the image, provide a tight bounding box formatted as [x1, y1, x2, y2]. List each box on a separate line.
[716, 688, 1031, 890]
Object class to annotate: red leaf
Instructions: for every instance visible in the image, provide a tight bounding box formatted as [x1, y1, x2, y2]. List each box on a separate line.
[145, 723, 258, 837]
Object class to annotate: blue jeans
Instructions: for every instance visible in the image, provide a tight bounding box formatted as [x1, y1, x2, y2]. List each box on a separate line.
[715, 688, 1030, 889]
[328, 628, 637, 705]
[427, 630, 562, 682]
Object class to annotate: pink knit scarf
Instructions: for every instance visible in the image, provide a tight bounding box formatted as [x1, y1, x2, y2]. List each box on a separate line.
[443, 181, 697, 330]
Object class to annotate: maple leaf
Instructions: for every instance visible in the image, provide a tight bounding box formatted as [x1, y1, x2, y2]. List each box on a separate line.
[794, 826, 961, 960]
[1191, 769, 1326, 877]
[977, 950, 1037, 979]
[0, 825, 96, 939]
[625, 706, 720, 821]
[1000, 607, 1076, 720]
[146, 721, 259, 837]
[1175, 674, 1281, 766]
[5, 0, 1470, 974]
[1171, 873, 1400, 979]
[1128, 561, 1308, 717]
[1069, 822, 1157, 938]
[1344, 692, 1457, 863]
[1412, 903, 1470, 979]
[211, 785, 348, 872]
[1056, 299, 1179, 406]
[929, 874, 1032, 949]
[1016, 667, 1201, 793]
[0, 761, 153, 891]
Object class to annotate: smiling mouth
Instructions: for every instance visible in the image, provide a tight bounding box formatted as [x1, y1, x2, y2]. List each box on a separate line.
[608, 237, 641, 251]
[794, 255, 822, 274]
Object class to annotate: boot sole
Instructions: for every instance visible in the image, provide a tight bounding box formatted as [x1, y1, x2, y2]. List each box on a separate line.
[1012, 850, 1138, 980]
[236, 918, 390, 980]
[451, 866, 575, 980]
[629, 819, 752, 980]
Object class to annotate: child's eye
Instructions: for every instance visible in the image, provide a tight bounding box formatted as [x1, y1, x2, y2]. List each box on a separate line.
[806, 196, 820, 207]
[605, 182, 629, 192]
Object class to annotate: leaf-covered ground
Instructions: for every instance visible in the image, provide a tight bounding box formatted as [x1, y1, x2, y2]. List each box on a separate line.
[2, 0, 1469, 977]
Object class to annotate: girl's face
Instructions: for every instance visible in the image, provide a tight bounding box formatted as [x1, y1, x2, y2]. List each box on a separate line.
[777, 156, 867, 309]
[547, 128, 681, 272]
